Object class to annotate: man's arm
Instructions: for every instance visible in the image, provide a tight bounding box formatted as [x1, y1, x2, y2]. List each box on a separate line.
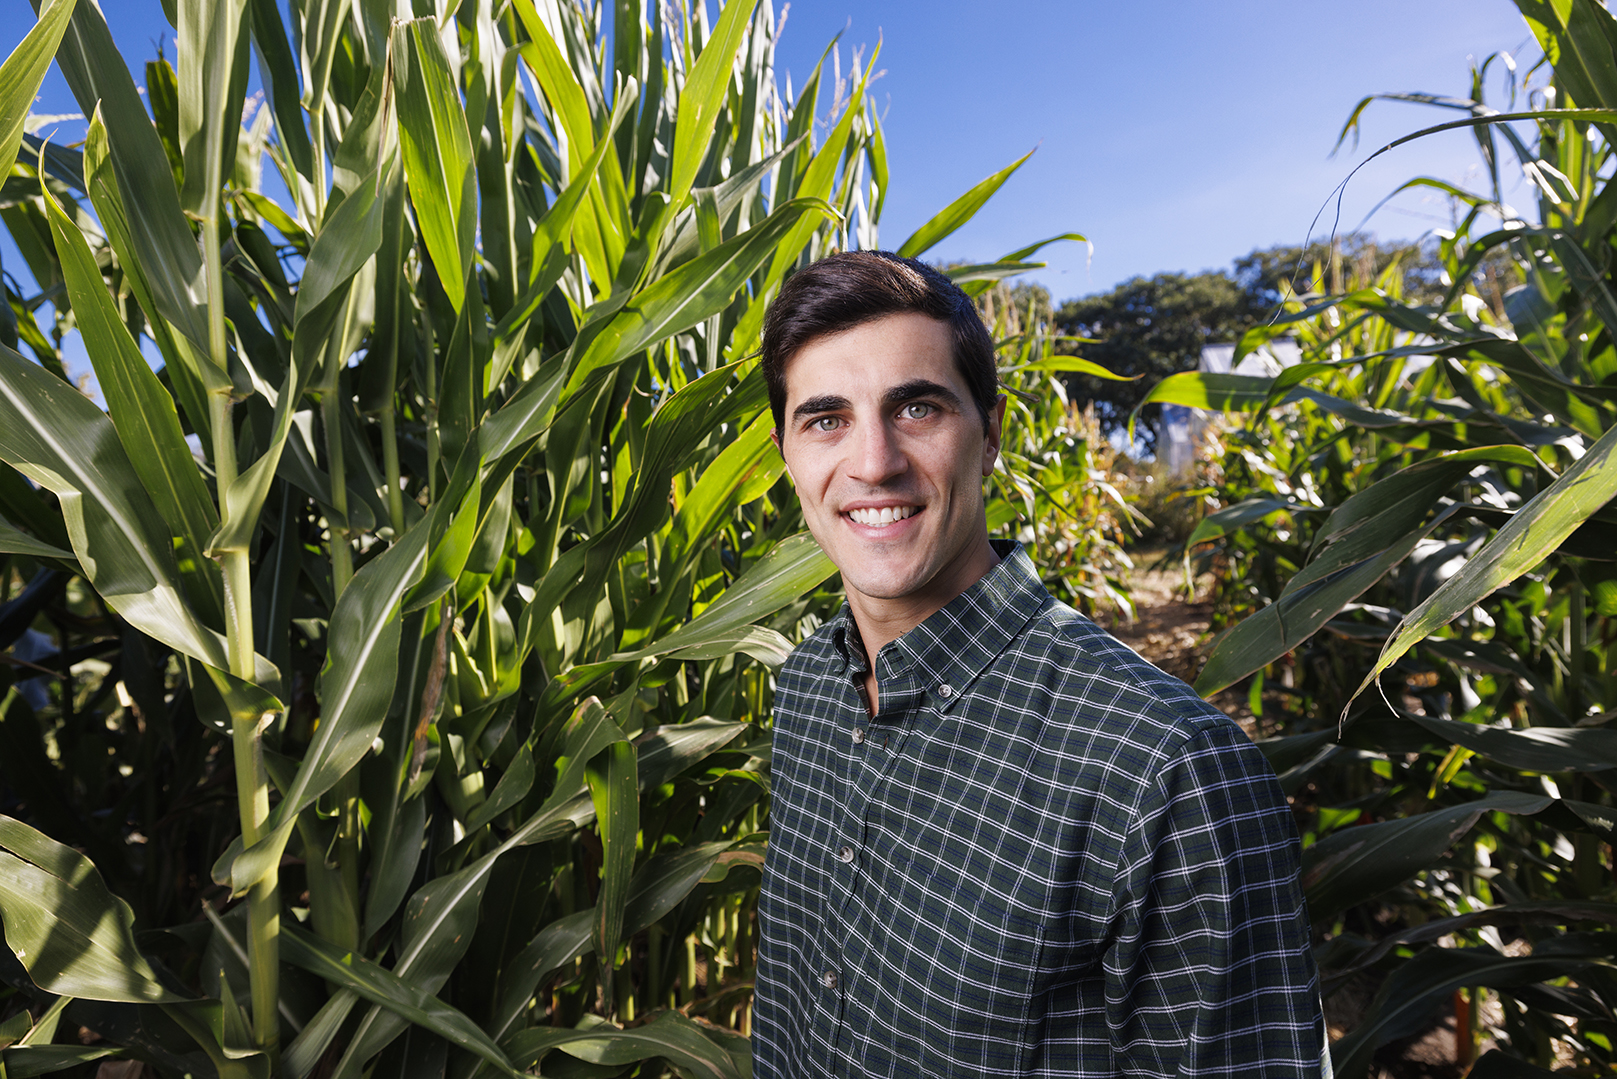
[1103, 720, 1326, 1077]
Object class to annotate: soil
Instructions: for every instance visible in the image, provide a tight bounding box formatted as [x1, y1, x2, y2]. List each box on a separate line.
[1092, 547, 1259, 736]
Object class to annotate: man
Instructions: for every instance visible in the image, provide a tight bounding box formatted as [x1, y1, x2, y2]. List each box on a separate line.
[751, 251, 1326, 1077]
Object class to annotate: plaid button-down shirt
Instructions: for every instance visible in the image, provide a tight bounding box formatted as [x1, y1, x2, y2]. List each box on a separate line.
[753, 542, 1324, 1077]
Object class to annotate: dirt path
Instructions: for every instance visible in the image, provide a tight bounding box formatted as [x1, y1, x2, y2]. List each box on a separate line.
[1093, 548, 1256, 735]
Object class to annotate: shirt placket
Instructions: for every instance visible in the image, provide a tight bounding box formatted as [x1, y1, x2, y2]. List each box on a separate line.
[810, 643, 922, 1070]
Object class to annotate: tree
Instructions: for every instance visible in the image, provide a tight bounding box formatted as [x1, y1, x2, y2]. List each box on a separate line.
[1053, 270, 1261, 451]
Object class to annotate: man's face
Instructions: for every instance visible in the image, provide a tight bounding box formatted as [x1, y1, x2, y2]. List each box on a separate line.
[774, 311, 1004, 623]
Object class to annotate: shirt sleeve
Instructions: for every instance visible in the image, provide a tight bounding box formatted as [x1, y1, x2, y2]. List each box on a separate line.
[1103, 720, 1326, 1077]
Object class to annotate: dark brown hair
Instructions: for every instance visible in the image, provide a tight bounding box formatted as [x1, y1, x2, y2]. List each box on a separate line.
[760, 251, 998, 434]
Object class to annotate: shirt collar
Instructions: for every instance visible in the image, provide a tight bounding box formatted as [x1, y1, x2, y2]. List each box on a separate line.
[828, 540, 1047, 719]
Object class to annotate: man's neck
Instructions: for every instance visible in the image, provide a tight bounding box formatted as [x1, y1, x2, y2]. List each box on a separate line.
[846, 537, 1001, 715]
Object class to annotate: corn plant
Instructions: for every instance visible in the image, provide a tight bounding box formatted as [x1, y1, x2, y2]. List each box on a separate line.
[0, 0, 1078, 1076]
[1139, 3, 1617, 1072]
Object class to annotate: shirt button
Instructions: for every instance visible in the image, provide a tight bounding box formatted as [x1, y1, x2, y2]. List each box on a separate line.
[837, 845, 855, 863]
[821, 969, 839, 989]
[851, 727, 865, 744]
[937, 683, 953, 698]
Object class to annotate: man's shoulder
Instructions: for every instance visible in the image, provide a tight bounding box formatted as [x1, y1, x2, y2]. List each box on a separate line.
[1005, 593, 1257, 770]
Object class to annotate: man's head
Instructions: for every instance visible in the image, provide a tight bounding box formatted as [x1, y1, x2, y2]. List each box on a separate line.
[763, 252, 1005, 638]
[761, 251, 999, 438]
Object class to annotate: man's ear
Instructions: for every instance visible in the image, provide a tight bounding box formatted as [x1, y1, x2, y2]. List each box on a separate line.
[982, 394, 1007, 477]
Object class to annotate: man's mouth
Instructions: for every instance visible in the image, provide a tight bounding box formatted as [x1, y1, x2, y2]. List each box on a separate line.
[845, 505, 919, 527]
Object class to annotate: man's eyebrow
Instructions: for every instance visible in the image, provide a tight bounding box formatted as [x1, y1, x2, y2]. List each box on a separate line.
[885, 379, 963, 409]
[791, 394, 850, 422]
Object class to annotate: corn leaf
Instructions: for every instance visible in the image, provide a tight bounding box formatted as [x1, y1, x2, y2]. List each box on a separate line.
[0, 815, 189, 1003]
[585, 739, 637, 1009]
[896, 148, 1034, 259]
[280, 925, 523, 1079]
[1351, 422, 1617, 711]
[0, 0, 76, 178]
[1302, 791, 1551, 922]
[667, 0, 760, 208]
[393, 17, 477, 311]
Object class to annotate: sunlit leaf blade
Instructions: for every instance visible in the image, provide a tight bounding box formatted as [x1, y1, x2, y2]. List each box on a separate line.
[42, 0, 211, 359]
[1195, 446, 1540, 696]
[216, 521, 429, 893]
[0, 345, 232, 671]
[393, 17, 476, 311]
[566, 196, 836, 392]
[668, 0, 761, 207]
[0, 0, 76, 178]
[896, 148, 1034, 259]
[0, 816, 189, 1003]
[177, 0, 249, 219]
[40, 180, 221, 613]
[1351, 422, 1617, 712]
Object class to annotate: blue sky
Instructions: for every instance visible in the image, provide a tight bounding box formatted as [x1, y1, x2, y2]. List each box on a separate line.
[15, 0, 1537, 310]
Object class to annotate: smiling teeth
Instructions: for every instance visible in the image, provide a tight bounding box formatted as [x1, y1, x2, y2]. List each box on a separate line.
[847, 506, 916, 526]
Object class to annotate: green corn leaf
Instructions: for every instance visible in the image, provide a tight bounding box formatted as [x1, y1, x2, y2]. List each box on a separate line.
[1302, 791, 1551, 923]
[245, 0, 312, 177]
[305, 700, 621, 1079]
[177, 0, 249, 220]
[510, 0, 594, 172]
[666, 409, 782, 565]
[80, 110, 216, 441]
[667, 0, 761, 208]
[1330, 944, 1608, 1079]
[585, 739, 637, 1010]
[1002, 355, 1133, 381]
[505, 1010, 739, 1079]
[215, 519, 430, 894]
[295, 153, 397, 328]
[1514, 0, 1617, 112]
[0, 1046, 119, 1077]
[0, 345, 237, 673]
[280, 925, 524, 1079]
[1351, 421, 1617, 713]
[614, 532, 831, 666]
[1407, 713, 1617, 773]
[566, 195, 836, 393]
[896, 148, 1034, 259]
[464, 740, 535, 833]
[1129, 372, 1274, 440]
[729, 66, 868, 356]
[42, 0, 212, 363]
[0, 519, 73, 562]
[393, 16, 477, 311]
[40, 181, 222, 613]
[208, 359, 298, 558]
[1185, 498, 1323, 549]
[486, 836, 741, 1040]
[0, 0, 77, 179]
[1195, 446, 1540, 696]
[0, 816, 189, 1003]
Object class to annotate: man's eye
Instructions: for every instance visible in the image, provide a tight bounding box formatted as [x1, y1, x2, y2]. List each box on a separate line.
[810, 416, 842, 432]
[900, 402, 934, 420]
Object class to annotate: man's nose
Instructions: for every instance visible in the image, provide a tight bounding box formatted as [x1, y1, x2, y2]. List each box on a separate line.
[846, 418, 907, 484]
